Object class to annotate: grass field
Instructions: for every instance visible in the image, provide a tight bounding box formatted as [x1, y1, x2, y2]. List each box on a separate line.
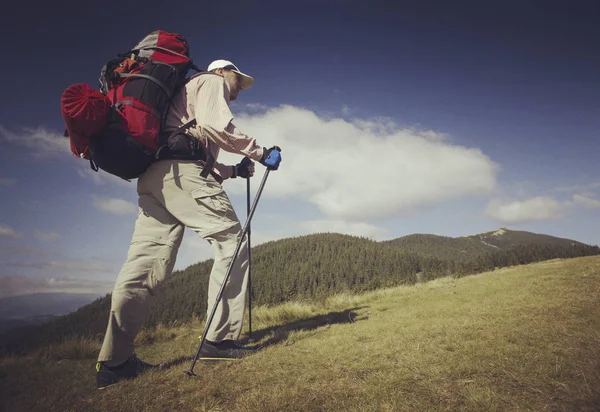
[1, 255, 600, 411]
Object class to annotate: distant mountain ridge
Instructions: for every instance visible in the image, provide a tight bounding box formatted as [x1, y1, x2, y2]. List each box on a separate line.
[1, 228, 598, 354]
[0, 315, 60, 335]
[466, 228, 586, 249]
[384, 228, 590, 260]
[0, 293, 102, 334]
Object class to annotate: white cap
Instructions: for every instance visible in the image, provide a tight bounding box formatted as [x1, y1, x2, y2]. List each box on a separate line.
[207, 59, 254, 90]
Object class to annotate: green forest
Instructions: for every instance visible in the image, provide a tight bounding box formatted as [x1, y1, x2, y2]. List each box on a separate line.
[1, 229, 598, 354]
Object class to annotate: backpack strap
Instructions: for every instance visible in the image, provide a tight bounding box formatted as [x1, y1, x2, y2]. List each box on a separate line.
[154, 72, 225, 180]
[156, 118, 216, 180]
[200, 151, 215, 179]
[117, 72, 173, 100]
[90, 158, 99, 172]
[156, 118, 197, 159]
[135, 46, 189, 60]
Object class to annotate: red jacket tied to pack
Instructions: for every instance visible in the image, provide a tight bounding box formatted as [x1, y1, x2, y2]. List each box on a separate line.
[60, 30, 199, 180]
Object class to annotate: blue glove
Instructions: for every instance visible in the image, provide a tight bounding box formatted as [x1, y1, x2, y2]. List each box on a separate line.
[235, 157, 253, 179]
[260, 146, 282, 170]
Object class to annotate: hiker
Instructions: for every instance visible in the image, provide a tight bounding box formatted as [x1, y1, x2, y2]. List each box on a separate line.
[95, 59, 282, 389]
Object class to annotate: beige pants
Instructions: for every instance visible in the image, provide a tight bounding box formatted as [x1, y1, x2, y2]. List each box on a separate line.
[97, 160, 249, 363]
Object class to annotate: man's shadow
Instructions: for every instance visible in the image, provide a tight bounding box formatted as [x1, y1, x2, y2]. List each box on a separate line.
[244, 306, 369, 348]
[166, 306, 368, 368]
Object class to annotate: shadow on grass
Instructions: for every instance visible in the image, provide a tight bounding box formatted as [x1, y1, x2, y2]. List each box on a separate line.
[244, 306, 369, 348]
[163, 306, 369, 369]
[164, 355, 193, 369]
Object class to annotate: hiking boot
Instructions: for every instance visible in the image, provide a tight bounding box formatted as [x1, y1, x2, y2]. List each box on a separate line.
[199, 339, 257, 361]
[96, 355, 167, 389]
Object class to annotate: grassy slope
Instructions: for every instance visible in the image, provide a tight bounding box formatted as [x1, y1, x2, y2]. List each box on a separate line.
[2, 256, 600, 411]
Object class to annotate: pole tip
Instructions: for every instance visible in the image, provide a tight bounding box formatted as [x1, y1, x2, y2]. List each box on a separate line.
[185, 370, 197, 377]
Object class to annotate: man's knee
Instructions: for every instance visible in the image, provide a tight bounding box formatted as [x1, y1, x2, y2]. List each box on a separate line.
[229, 221, 243, 238]
[109, 287, 152, 331]
[116, 241, 178, 290]
[218, 222, 244, 245]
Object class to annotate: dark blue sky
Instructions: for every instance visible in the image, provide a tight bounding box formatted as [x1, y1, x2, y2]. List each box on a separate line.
[1, 0, 599, 296]
[2, 1, 599, 178]
[2, 1, 599, 130]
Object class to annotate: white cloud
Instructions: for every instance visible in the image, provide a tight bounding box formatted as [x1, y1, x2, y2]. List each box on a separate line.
[300, 219, 387, 239]
[553, 182, 600, 193]
[0, 125, 70, 157]
[219, 105, 498, 221]
[409, 129, 449, 143]
[0, 125, 131, 188]
[0, 224, 22, 239]
[341, 105, 352, 116]
[0, 275, 113, 297]
[572, 194, 600, 209]
[350, 116, 401, 136]
[7, 261, 112, 272]
[242, 102, 270, 112]
[34, 230, 61, 241]
[0, 124, 130, 186]
[485, 196, 564, 224]
[0, 245, 48, 256]
[248, 229, 294, 247]
[0, 178, 16, 186]
[175, 230, 213, 270]
[92, 196, 137, 215]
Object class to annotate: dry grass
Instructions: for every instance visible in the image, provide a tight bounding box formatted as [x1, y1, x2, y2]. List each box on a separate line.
[29, 336, 100, 362]
[2, 256, 600, 411]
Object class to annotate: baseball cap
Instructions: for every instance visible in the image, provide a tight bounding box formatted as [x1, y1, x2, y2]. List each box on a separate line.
[207, 59, 254, 90]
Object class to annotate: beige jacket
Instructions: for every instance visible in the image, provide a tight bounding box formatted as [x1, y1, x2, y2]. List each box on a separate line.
[163, 73, 264, 180]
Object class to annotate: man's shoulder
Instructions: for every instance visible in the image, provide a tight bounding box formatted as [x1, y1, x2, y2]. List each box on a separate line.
[186, 72, 225, 91]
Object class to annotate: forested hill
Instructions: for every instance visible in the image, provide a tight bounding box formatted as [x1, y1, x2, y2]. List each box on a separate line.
[467, 228, 587, 249]
[384, 228, 589, 261]
[383, 233, 492, 260]
[1, 229, 598, 354]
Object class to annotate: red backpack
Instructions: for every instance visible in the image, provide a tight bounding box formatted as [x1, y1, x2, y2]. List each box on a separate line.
[61, 30, 200, 180]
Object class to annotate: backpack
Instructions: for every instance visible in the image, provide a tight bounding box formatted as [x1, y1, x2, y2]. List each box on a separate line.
[61, 30, 201, 180]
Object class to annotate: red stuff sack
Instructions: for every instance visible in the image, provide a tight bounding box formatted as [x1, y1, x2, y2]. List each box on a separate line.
[61, 83, 111, 159]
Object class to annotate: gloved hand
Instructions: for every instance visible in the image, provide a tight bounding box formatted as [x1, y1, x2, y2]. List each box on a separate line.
[260, 146, 282, 170]
[235, 157, 254, 179]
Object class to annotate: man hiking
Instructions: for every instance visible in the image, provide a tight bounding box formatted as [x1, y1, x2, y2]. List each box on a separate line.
[95, 59, 282, 389]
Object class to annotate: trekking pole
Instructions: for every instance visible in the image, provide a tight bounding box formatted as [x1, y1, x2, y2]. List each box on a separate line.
[246, 177, 254, 342]
[186, 169, 271, 376]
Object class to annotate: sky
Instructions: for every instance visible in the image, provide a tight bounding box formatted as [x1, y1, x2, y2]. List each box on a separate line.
[0, 0, 599, 298]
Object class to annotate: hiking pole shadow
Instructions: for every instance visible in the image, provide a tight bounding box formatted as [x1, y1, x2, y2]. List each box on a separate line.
[245, 306, 369, 349]
[163, 355, 193, 369]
